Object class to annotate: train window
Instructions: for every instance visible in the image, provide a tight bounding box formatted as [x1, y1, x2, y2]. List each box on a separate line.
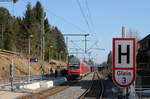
[69, 66, 79, 70]
[69, 64, 79, 70]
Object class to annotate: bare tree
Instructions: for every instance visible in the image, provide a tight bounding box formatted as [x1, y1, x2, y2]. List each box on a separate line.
[126, 28, 140, 41]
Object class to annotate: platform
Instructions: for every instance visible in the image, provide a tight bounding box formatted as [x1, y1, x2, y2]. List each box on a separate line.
[0, 77, 67, 99]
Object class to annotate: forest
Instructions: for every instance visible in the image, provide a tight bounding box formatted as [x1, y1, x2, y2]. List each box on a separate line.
[0, 1, 67, 61]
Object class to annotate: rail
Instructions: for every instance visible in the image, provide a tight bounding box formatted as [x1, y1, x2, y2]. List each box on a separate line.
[97, 72, 104, 99]
[78, 71, 104, 99]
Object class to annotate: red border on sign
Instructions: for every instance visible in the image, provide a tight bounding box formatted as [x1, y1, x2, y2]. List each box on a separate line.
[112, 38, 136, 87]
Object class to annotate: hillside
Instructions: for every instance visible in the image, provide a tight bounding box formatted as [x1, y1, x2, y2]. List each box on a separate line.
[0, 50, 67, 83]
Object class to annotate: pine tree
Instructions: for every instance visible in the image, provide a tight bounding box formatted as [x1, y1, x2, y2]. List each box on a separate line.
[0, 1, 68, 62]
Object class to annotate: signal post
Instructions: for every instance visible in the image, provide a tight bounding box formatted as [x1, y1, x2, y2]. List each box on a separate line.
[112, 27, 136, 99]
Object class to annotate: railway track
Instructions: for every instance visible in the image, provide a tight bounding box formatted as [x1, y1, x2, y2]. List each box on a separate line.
[16, 85, 70, 99]
[16, 76, 88, 99]
[78, 72, 104, 99]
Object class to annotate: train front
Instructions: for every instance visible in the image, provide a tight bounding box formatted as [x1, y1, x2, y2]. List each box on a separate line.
[68, 57, 81, 78]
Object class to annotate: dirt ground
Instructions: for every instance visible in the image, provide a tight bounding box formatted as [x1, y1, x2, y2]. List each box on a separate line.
[0, 51, 67, 82]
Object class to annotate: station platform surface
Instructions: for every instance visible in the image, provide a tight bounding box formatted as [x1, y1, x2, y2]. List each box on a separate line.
[0, 76, 67, 99]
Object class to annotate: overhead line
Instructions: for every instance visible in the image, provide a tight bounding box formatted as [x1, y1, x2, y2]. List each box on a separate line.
[85, 0, 95, 34]
[87, 40, 98, 51]
[70, 40, 85, 52]
[45, 9, 87, 33]
[76, 0, 91, 33]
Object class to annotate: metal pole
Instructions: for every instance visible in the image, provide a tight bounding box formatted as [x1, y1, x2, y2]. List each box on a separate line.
[42, 11, 45, 61]
[66, 37, 68, 63]
[63, 34, 89, 54]
[85, 35, 87, 53]
[10, 59, 14, 91]
[41, 21, 43, 60]
[49, 47, 50, 62]
[122, 26, 128, 99]
[28, 36, 31, 82]
[88, 52, 91, 60]
[122, 26, 125, 38]
[76, 48, 78, 57]
[40, 9, 45, 78]
[41, 11, 45, 61]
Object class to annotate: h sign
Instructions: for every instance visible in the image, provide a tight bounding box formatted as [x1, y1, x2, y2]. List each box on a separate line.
[118, 45, 130, 64]
[112, 38, 136, 87]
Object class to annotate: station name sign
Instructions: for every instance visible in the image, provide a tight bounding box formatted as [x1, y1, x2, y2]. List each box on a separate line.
[112, 38, 136, 87]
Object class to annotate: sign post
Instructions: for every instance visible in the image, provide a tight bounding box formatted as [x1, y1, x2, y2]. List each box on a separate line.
[10, 63, 16, 91]
[112, 38, 136, 87]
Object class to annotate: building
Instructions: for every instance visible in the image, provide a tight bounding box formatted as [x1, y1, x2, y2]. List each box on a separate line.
[137, 34, 150, 87]
[137, 34, 150, 75]
[139, 34, 150, 52]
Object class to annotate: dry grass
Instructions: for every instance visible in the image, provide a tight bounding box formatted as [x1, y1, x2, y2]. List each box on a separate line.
[0, 52, 67, 83]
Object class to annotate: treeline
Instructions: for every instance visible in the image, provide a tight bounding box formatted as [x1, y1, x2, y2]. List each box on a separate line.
[0, 1, 67, 61]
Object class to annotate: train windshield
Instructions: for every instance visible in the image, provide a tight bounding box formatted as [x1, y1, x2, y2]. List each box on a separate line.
[69, 57, 80, 70]
[69, 63, 79, 70]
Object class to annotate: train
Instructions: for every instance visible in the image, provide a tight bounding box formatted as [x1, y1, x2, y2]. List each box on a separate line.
[67, 57, 91, 79]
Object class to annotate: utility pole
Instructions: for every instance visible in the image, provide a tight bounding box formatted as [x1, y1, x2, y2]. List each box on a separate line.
[40, 19, 43, 60]
[42, 13, 45, 61]
[66, 37, 69, 62]
[49, 47, 50, 62]
[122, 26, 125, 38]
[41, 9, 45, 61]
[121, 26, 129, 99]
[85, 35, 87, 53]
[28, 35, 33, 82]
[28, 36, 31, 82]
[88, 52, 91, 60]
[69, 48, 81, 57]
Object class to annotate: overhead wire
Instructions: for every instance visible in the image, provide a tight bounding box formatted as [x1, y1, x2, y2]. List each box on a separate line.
[87, 40, 98, 51]
[45, 1, 102, 59]
[70, 40, 85, 52]
[85, 0, 95, 35]
[76, 0, 92, 34]
[85, 0, 99, 42]
[44, 8, 89, 57]
[44, 1, 101, 59]
[45, 9, 88, 33]
[85, 0, 104, 57]
[21, 0, 88, 34]
[85, 0, 96, 53]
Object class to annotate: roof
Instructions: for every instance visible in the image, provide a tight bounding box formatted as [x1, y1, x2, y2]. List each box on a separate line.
[69, 57, 80, 64]
[139, 34, 150, 43]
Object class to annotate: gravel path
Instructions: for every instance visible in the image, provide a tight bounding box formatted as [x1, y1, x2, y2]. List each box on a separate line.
[48, 73, 93, 99]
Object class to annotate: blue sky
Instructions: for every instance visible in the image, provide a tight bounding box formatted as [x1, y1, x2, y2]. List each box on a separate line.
[0, 0, 150, 64]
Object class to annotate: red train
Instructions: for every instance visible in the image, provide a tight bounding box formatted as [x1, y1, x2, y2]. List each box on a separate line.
[67, 57, 91, 78]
